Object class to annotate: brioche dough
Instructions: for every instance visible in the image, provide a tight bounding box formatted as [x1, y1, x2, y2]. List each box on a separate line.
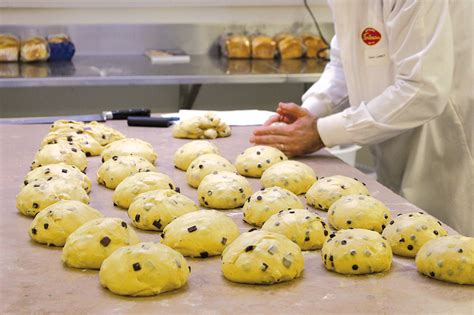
[174, 140, 220, 171]
[415, 235, 473, 285]
[261, 160, 316, 195]
[16, 178, 89, 217]
[128, 189, 198, 231]
[306, 175, 369, 210]
[186, 154, 236, 188]
[235, 145, 287, 178]
[96, 156, 156, 189]
[321, 229, 392, 275]
[382, 212, 448, 257]
[328, 195, 391, 233]
[262, 209, 329, 250]
[83, 121, 125, 146]
[50, 120, 84, 132]
[113, 172, 176, 209]
[40, 130, 103, 157]
[99, 242, 190, 296]
[197, 171, 252, 209]
[101, 138, 157, 164]
[62, 218, 140, 269]
[172, 113, 231, 139]
[221, 230, 304, 284]
[31, 142, 87, 171]
[242, 186, 304, 227]
[28, 200, 103, 246]
[23, 163, 91, 193]
[161, 210, 240, 257]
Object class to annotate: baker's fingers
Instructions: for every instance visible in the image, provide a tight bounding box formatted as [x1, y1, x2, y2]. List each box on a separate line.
[278, 102, 309, 118]
[252, 124, 292, 136]
[262, 115, 281, 126]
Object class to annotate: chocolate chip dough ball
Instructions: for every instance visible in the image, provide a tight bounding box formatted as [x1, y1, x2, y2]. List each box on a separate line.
[23, 163, 91, 193]
[96, 155, 156, 189]
[261, 160, 316, 195]
[174, 140, 220, 171]
[41, 129, 103, 157]
[31, 142, 87, 172]
[83, 121, 125, 146]
[50, 120, 84, 132]
[235, 145, 287, 178]
[186, 154, 236, 188]
[101, 138, 157, 164]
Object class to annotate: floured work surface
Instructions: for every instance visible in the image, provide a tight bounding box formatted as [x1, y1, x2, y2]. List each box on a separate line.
[0, 123, 472, 314]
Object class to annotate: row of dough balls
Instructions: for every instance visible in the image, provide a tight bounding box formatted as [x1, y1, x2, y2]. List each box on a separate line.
[172, 113, 231, 140]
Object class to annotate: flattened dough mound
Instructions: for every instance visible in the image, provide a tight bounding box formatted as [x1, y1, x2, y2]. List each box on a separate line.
[321, 229, 392, 275]
[31, 142, 87, 171]
[382, 212, 448, 257]
[186, 153, 236, 188]
[235, 145, 287, 178]
[221, 230, 304, 284]
[62, 218, 140, 269]
[172, 113, 231, 139]
[100, 242, 190, 296]
[28, 200, 103, 246]
[128, 189, 198, 231]
[242, 186, 304, 227]
[41, 129, 103, 157]
[101, 138, 157, 164]
[96, 155, 156, 189]
[23, 163, 91, 193]
[174, 140, 220, 171]
[328, 194, 391, 233]
[415, 235, 474, 285]
[306, 175, 369, 210]
[261, 160, 316, 195]
[161, 210, 240, 257]
[113, 172, 176, 209]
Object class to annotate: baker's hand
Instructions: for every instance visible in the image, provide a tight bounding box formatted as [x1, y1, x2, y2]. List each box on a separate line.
[250, 102, 325, 157]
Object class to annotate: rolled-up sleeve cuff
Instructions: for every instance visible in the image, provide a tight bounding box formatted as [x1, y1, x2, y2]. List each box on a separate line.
[317, 113, 354, 148]
[302, 95, 332, 118]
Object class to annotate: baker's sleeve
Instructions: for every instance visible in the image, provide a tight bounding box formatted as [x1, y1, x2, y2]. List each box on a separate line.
[318, 0, 453, 147]
[301, 35, 350, 118]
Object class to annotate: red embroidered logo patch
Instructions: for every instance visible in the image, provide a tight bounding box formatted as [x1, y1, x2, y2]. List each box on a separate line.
[361, 27, 381, 46]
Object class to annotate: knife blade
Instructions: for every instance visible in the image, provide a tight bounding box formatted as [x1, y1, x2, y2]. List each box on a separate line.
[0, 109, 151, 125]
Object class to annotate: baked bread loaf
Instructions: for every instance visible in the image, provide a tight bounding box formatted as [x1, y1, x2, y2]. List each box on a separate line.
[0, 34, 20, 62]
[221, 34, 251, 59]
[275, 34, 304, 59]
[251, 35, 276, 59]
[301, 33, 328, 59]
[20, 36, 49, 62]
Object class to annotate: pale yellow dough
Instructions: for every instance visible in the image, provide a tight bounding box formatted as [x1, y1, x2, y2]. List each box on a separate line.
[50, 120, 84, 132]
[197, 171, 252, 209]
[221, 230, 304, 284]
[62, 218, 140, 269]
[382, 212, 448, 257]
[242, 186, 304, 227]
[321, 229, 392, 275]
[16, 178, 89, 217]
[101, 138, 157, 164]
[174, 140, 220, 171]
[31, 142, 87, 171]
[113, 172, 176, 209]
[128, 189, 198, 231]
[186, 154, 236, 188]
[100, 242, 190, 296]
[40, 129, 103, 156]
[415, 235, 473, 285]
[262, 209, 329, 250]
[23, 163, 91, 193]
[96, 155, 156, 189]
[261, 160, 316, 195]
[28, 200, 103, 246]
[328, 194, 391, 233]
[83, 121, 125, 146]
[172, 113, 231, 139]
[306, 175, 369, 210]
[235, 145, 287, 178]
[161, 210, 240, 257]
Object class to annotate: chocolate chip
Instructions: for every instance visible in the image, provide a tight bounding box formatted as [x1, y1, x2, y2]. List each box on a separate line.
[47, 177, 53, 181]
[85, 152, 91, 157]
[100, 236, 111, 247]
[23, 180, 28, 185]
[381, 225, 386, 230]
[135, 214, 140, 222]
[280, 156, 284, 160]
[324, 230, 329, 236]
[62, 169, 68, 173]
[347, 220, 352, 225]
[350, 250, 357, 256]
[275, 222, 280, 226]
[407, 245, 414, 251]
[341, 185, 346, 189]
[221, 237, 228, 245]
[207, 190, 213, 196]
[318, 204, 323, 208]
[121, 221, 127, 228]
[257, 164, 262, 168]
[101, 158, 105, 163]
[266, 159, 271, 164]
[33, 184, 40, 188]
[429, 272, 435, 277]
[257, 196, 262, 201]
[133, 262, 141, 271]
[304, 236, 310, 242]
[200, 251, 209, 258]
[245, 245, 255, 252]
[187, 225, 197, 233]
[341, 240, 347, 245]
[289, 210, 295, 214]
[198, 164, 203, 169]
[161, 233, 165, 239]
[329, 255, 334, 262]
[256, 151, 261, 155]
[168, 183, 174, 189]
[43, 223, 49, 230]
[261, 263, 269, 271]
[384, 214, 388, 219]
[389, 220, 394, 225]
[399, 238, 405, 243]
[204, 201, 209, 206]
[32, 203, 39, 208]
[112, 156, 118, 161]
[248, 228, 257, 232]
[175, 187, 180, 193]
[352, 264, 358, 270]
[31, 228, 37, 235]
[458, 249, 463, 253]
[437, 221, 442, 226]
[153, 220, 162, 229]
[329, 233, 336, 238]
[239, 188, 244, 193]
[433, 230, 439, 235]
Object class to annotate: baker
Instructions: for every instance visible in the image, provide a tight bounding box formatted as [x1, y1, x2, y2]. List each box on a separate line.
[250, 0, 472, 236]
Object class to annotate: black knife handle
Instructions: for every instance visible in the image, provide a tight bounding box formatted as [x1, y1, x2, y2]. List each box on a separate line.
[127, 116, 172, 127]
[110, 109, 151, 120]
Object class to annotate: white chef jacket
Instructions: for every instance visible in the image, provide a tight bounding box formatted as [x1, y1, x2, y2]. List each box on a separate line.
[302, 0, 473, 235]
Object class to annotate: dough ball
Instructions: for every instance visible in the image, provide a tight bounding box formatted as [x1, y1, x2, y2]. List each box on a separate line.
[50, 120, 84, 132]
[62, 217, 140, 269]
[83, 121, 125, 146]
[306, 175, 369, 211]
[23, 163, 91, 193]
[161, 210, 240, 257]
[242, 186, 304, 227]
[174, 140, 220, 171]
[28, 200, 103, 246]
[221, 230, 304, 284]
[415, 235, 473, 285]
[262, 209, 329, 250]
[172, 113, 231, 139]
[186, 154, 236, 188]
[382, 212, 448, 257]
[96, 155, 156, 189]
[197, 171, 252, 209]
[261, 160, 316, 195]
[321, 229, 392, 275]
[41, 129, 103, 157]
[328, 195, 391, 233]
[16, 178, 89, 217]
[235, 145, 287, 178]
[113, 172, 176, 209]
[128, 189, 199, 231]
[31, 142, 87, 172]
[101, 138, 157, 164]
[99, 242, 189, 296]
